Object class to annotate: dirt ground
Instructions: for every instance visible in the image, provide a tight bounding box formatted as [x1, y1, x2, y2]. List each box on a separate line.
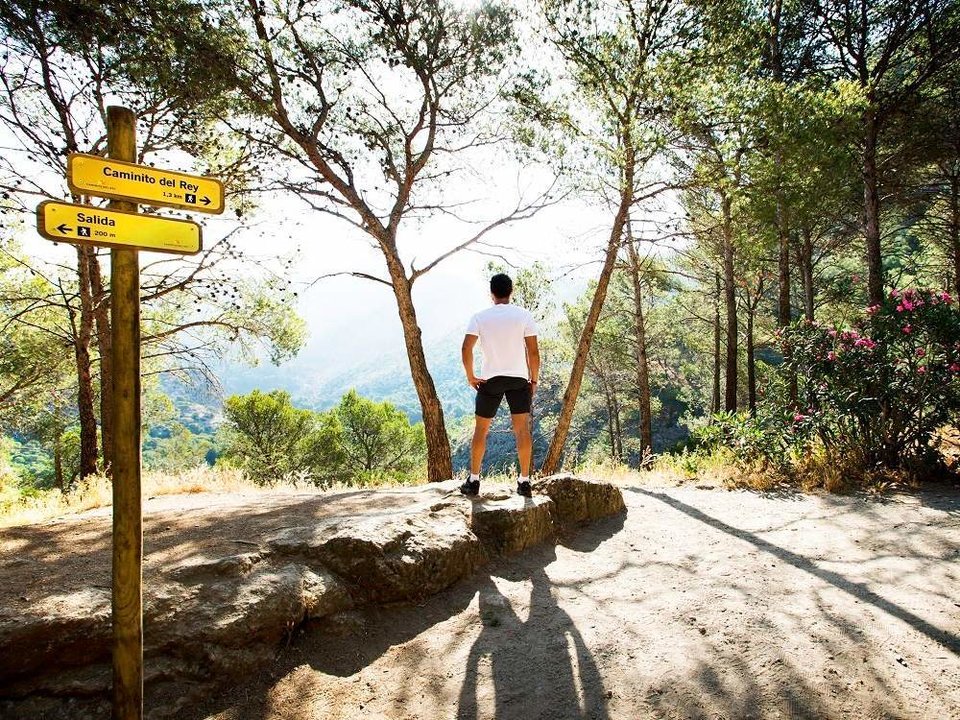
[3, 480, 959, 719]
[178, 482, 960, 720]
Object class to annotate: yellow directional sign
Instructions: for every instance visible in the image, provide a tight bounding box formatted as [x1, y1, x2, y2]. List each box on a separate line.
[36, 201, 202, 255]
[67, 153, 224, 214]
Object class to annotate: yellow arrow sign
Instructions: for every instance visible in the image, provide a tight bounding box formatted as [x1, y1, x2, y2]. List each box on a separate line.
[36, 201, 202, 255]
[67, 153, 225, 214]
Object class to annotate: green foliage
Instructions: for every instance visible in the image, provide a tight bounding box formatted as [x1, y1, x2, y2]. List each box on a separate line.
[784, 289, 960, 472]
[220, 390, 316, 484]
[143, 423, 216, 474]
[220, 389, 425, 486]
[320, 390, 427, 485]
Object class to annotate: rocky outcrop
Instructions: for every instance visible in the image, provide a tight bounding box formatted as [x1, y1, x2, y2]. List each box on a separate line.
[0, 475, 625, 718]
[537, 473, 628, 525]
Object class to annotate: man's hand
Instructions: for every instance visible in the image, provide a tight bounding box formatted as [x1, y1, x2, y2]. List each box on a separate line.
[468, 375, 486, 391]
[529, 380, 537, 398]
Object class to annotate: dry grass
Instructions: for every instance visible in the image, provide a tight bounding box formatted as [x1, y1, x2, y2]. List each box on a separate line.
[0, 466, 306, 528]
[0, 463, 439, 528]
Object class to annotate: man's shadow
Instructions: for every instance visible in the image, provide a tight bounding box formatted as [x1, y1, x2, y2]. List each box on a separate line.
[457, 543, 612, 720]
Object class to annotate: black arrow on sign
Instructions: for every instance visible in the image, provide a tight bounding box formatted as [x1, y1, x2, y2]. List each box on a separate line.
[56, 223, 73, 234]
[200, 196, 211, 206]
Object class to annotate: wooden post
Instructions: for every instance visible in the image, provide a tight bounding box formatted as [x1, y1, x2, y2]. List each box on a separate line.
[107, 105, 143, 720]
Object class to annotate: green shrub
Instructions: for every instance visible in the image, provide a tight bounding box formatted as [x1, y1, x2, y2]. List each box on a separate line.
[783, 288, 960, 475]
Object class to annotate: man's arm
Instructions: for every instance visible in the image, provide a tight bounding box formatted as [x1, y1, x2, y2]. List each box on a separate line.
[462, 334, 484, 389]
[525, 335, 540, 393]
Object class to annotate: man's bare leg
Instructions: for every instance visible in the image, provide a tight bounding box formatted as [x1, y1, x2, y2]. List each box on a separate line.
[471, 416, 493, 475]
[511, 412, 533, 478]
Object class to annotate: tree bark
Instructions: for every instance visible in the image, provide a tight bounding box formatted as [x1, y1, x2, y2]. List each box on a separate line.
[89, 249, 113, 472]
[721, 192, 738, 412]
[863, 108, 884, 306]
[75, 246, 99, 479]
[627, 242, 653, 455]
[799, 226, 815, 321]
[746, 301, 757, 415]
[541, 190, 630, 475]
[950, 174, 960, 298]
[712, 273, 722, 415]
[382, 250, 452, 481]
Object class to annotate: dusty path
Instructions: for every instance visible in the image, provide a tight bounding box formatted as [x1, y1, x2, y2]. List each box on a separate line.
[193, 484, 960, 720]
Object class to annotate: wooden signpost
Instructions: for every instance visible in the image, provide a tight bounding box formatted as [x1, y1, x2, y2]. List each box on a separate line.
[35, 106, 223, 720]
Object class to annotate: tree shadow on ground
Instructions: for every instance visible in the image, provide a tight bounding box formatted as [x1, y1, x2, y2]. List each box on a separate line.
[626, 487, 960, 657]
[187, 514, 625, 720]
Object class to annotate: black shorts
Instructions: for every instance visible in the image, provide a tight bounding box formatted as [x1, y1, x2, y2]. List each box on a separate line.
[475, 375, 532, 418]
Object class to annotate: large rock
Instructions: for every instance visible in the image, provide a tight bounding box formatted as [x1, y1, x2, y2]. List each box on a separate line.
[469, 493, 556, 554]
[265, 500, 485, 603]
[536, 473, 627, 526]
[0, 475, 625, 718]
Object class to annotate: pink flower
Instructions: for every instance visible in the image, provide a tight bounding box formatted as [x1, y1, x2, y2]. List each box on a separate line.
[903, 325, 912, 334]
[852, 274, 861, 284]
[916, 348, 926, 358]
[941, 291, 953, 304]
[866, 305, 880, 315]
[891, 289, 901, 298]
[828, 329, 837, 338]
[950, 363, 960, 373]
[902, 299, 915, 311]
[794, 413, 806, 422]
[917, 366, 926, 375]
[855, 338, 877, 350]
[827, 351, 837, 361]
[896, 304, 905, 312]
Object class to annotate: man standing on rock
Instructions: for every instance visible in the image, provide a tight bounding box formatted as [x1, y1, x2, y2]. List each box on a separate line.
[460, 273, 540, 497]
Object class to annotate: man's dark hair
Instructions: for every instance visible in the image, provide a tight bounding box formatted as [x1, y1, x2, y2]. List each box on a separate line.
[490, 273, 513, 299]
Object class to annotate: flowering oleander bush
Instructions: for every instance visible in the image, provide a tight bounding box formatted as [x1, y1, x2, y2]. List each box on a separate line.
[781, 288, 960, 475]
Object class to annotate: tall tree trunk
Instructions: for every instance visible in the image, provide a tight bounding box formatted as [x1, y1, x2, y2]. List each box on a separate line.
[721, 192, 738, 412]
[75, 246, 99, 479]
[712, 273, 721, 415]
[799, 227, 815, 321]
[950, 174, 960, 298]
[541, 190, 631, 475]
[863, 108, 884, 306]
[746, 302, 757, 415]
[89, 250, 113, 472]
[382, 251, 452, 481]
[626, 242, 653, 454]
[611, 384, 623, 461]
[769, 0, 791, 329]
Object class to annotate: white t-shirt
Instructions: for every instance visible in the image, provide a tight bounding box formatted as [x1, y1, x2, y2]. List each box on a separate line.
[465, 304, 538, 380]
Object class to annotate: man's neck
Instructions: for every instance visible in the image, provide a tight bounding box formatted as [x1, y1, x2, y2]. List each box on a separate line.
[493, 298, 510, 305]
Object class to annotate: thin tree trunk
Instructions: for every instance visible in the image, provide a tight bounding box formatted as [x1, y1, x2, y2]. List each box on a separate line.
[950, 174, 960, 298]
[799, 226, 815, 321]
[712, 273, 721, 415]
[863, 108, 884, 306]
[75, 246, 99, 479]
[382, 251, 452, 481]
[747, 302, 757, 415]
[89, 250, 113, 472]
[541, 189, 631, 475]
[626, 242, 653, 454]
[611, 384, 623, 461]
[721, 192, 738, 412]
